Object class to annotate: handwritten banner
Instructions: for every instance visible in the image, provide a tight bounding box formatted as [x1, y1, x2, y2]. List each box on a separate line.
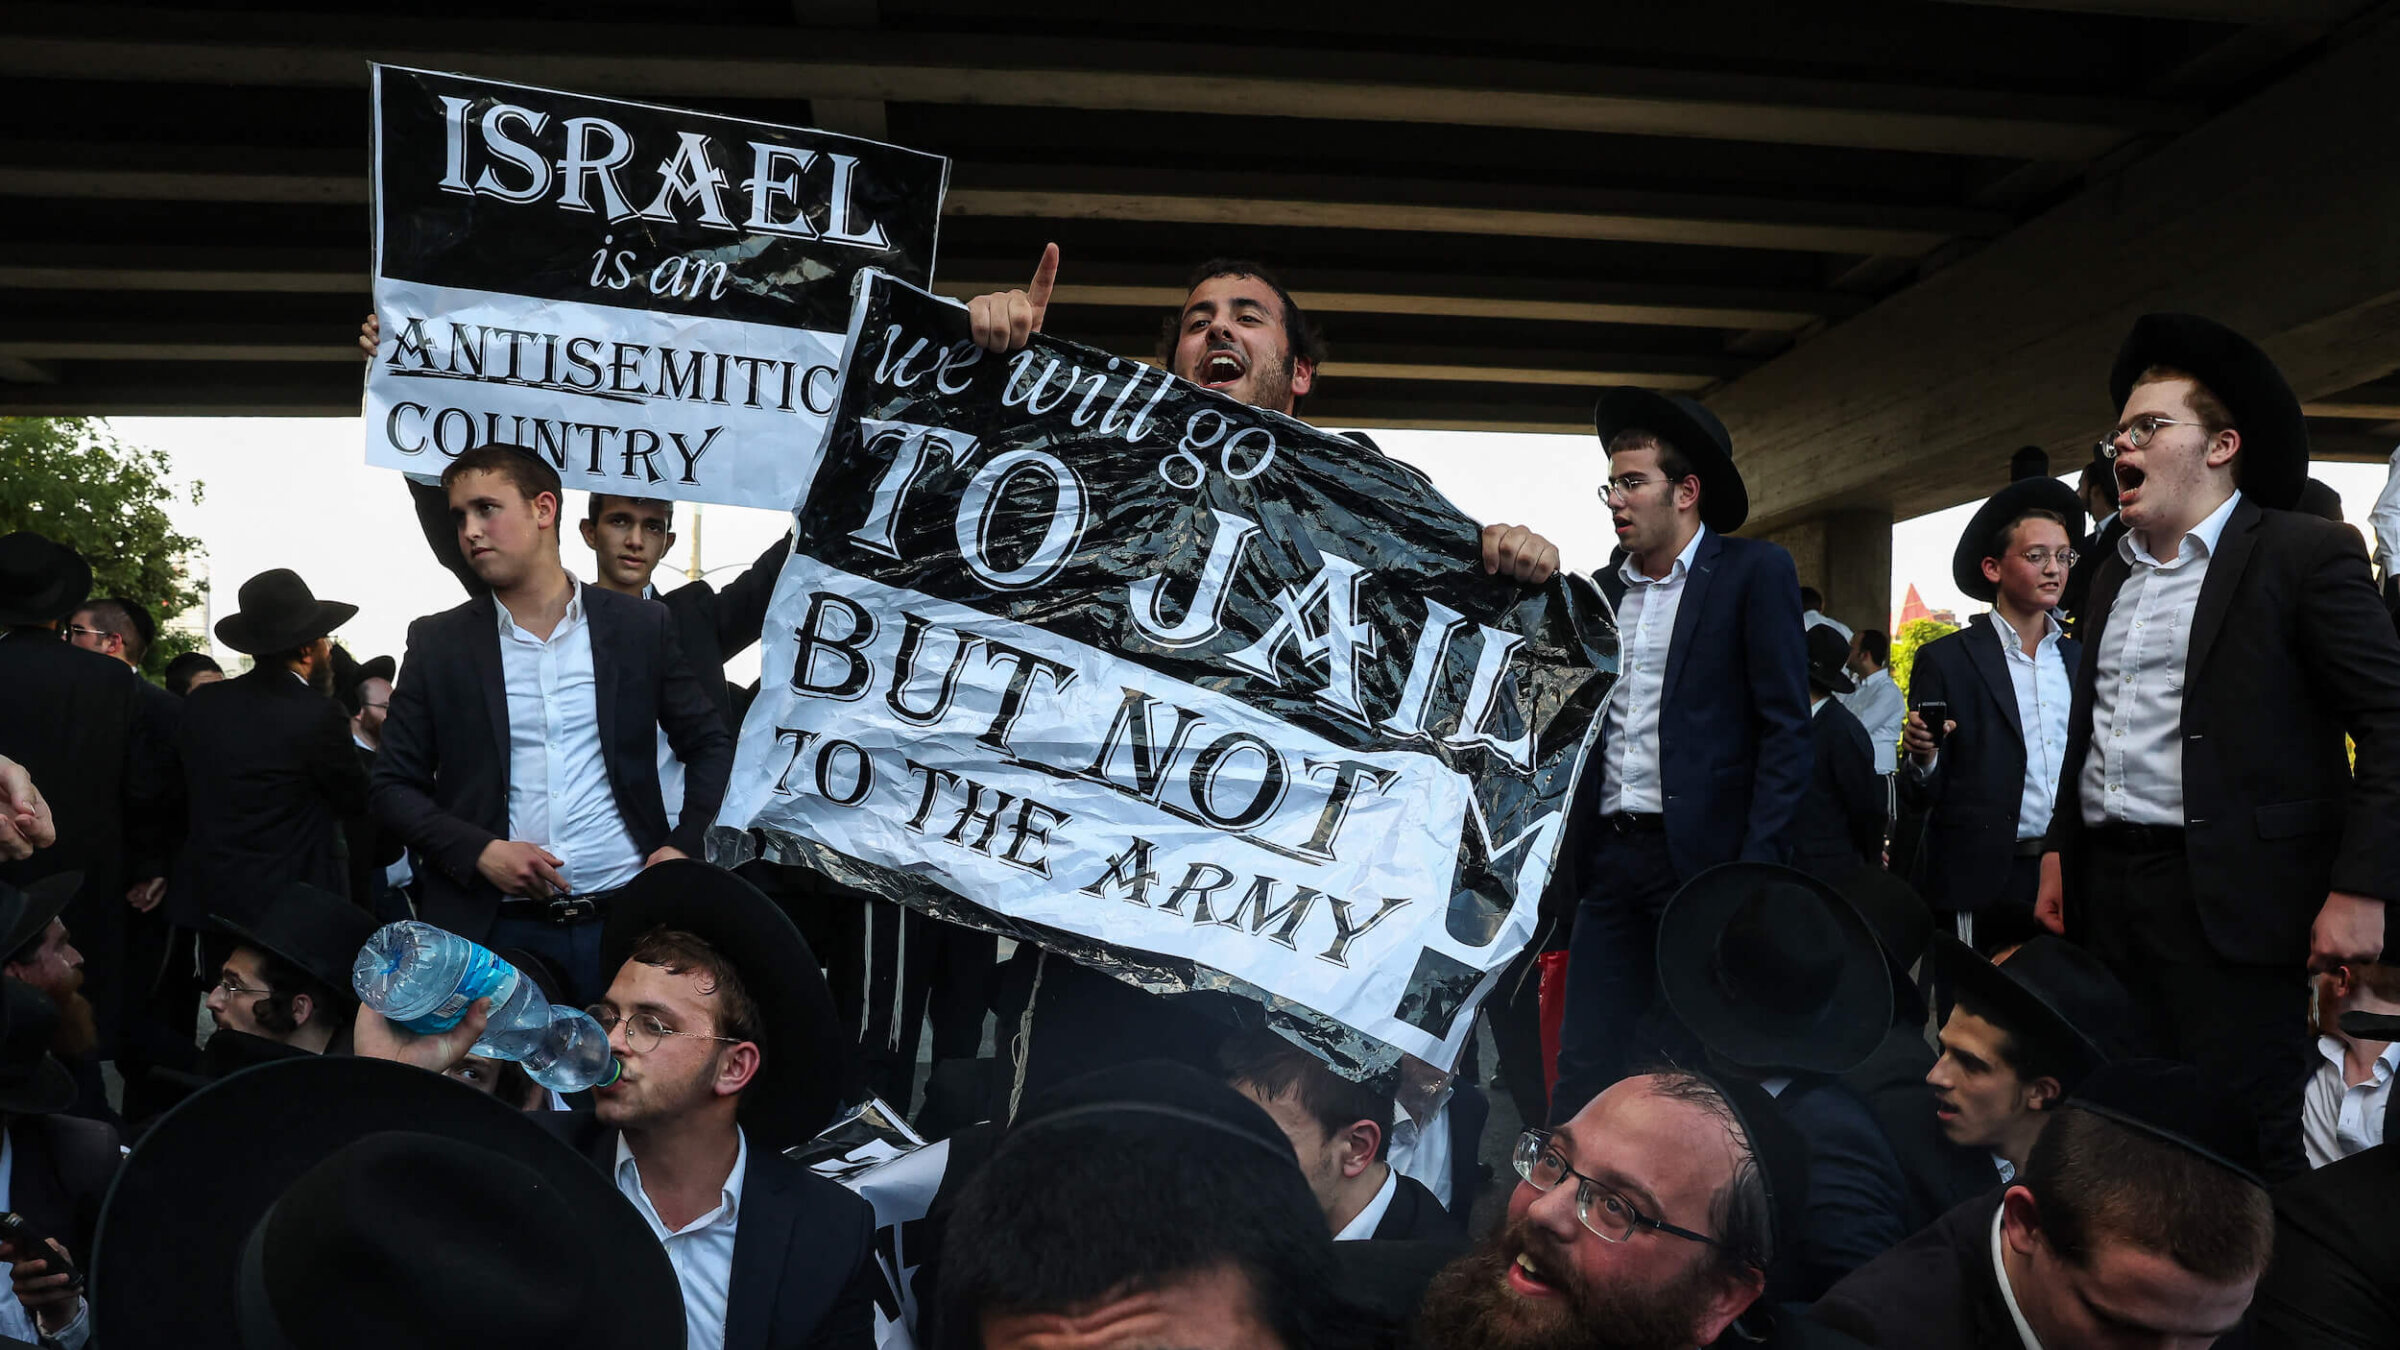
[713, 271, 1611, 1075]
[363, 64, 947, 510]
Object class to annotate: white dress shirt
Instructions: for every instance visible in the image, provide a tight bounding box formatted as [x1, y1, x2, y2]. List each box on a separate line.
[2370, 447, 2400, 576]
[1804, 608, 1854, 642]
[2303, 1034, 2397, 1168]
[1333, 1167, 1400, 1242]
[616, 1128, 748, 1350]
[1839, 666, 1905, 775]
[1601, 525, 1707, 815]
[498, 584, 644, 894]
[0, 1129, 89, 1349]
[1991, 611, 2073, 840]
[1990, 1202, 2044, 1350]
[2079, 492, 2242, 828]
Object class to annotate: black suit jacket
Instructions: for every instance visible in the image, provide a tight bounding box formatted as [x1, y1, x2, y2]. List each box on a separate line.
[123, 678, 186, 891]
[2248, 1143, 2400, 1348]
[1569, 531, 1813, 886]
[1808, 1192, 2015, 1349]
[7, 1112, 123, 1267]
[0, 630, 145, 907]
[1367, 1172, 1465, 1244]
[538, 1114, 879, 1350]
[2061, 511, 2127, 633]
[342, 742, 406, 911]
[1900, 616, 2083, 914]
[2046, 499, 2400, 962]
[408, 477, 788, 729]
[1791, 698, 1883, 883]
[1774, 1077, 1913, 1303]
[369, 585, 734, 942]
[176, 666, 369, 931]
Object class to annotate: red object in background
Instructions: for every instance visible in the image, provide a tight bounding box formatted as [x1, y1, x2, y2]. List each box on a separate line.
[1536, 949, 1571, 1110]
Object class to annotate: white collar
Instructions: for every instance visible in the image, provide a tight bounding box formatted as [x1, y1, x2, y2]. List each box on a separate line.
[614, 1126, 748, 1235]
[1333, 1167, 1400, 1242]
[495, 580, 585, 638]
[2124, 490, 2242, 569]
[2317, 1032, 2400, 1078]
[1987, 608, 2062, 651]
[1618, 522, 1707, 588]
[1990, 1201, 2044, 1350]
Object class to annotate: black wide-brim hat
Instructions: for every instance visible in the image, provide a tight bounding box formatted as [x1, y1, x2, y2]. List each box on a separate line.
[214, 567, 358, 656]
[0, 872, 80, 962]
[1805, 623, 1856, 694]
[0, 979, 78, 1117]
[2070, 1057, 2266, 1188]
[1933, 933, 2127, 1088]
[1593, 386, 1748, 533]
[0, 533, 92, 628]
[93, 1056, 685, 1349]
[1657, 862, 1890, 1076]
[2109, 312, 2308, 511]
[1953, 476, 2087, 603]
[601, 859, 855, 1149]
[212, 882, 383, 1006]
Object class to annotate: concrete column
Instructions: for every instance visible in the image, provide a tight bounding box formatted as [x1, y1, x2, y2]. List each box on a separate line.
[1753, 507, 1893, 638]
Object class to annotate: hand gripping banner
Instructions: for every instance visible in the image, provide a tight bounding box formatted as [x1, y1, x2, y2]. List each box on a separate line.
[364, 64, 947, 510]
[713, 271, 1613, 1076]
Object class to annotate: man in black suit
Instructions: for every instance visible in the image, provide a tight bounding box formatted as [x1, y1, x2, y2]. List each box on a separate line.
[2062, 448, 2125, 630]
[1221, 1031, 1465, 1245]
[2248, 1009, 2400, 1346]
[1792, 624, 1884, 883]
[177, 569, 369, 940]
[1926, 935, 2132, 1186]
[0, 534, 156, 1065]
[2037, 314, 2400, 1178]
[331, 647, 409, 919]
[369, 444, 734, 1002]
[1900, 477, 2085, 953]
[1553, 388, 1813, 1115]
[0, 975, 123, 1344]
[1811, 1061, 2275, 1349]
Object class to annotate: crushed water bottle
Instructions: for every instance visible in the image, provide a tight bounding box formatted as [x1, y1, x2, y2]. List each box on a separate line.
[352, 921, 619, 1092]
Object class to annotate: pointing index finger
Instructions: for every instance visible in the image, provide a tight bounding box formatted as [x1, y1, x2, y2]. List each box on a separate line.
[1026, 242, 1060, 326]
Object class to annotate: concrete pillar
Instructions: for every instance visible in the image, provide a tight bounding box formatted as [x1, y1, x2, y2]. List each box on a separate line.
[1753, 507, 1893, 638]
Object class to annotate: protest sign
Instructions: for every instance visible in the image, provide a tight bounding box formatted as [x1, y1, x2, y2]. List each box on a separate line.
[364, 64, 946, 510]
[713, 271, 1612, 1075]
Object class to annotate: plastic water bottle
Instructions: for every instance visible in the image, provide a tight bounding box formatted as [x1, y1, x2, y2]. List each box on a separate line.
[352, 921, 620, 1092]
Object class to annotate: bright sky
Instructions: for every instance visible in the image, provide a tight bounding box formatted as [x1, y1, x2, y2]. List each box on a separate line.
[116, 416, 2397, 686]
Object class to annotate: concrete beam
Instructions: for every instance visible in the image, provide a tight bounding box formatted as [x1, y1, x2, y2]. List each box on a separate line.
[1708, 13, 2400, 534]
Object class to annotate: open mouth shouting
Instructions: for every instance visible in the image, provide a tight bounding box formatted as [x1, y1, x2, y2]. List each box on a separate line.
[2115, 458, 2148, 511]
[1199, 347, 1248, 391]
[1507, 1246, 1565, 1298]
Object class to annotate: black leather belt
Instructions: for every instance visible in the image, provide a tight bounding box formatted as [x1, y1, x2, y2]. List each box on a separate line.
[494, 890, 615, 926]
[1605, 812, 1666, 834]
[2088, 823, 2187, 851]
[2013, 838, 2049, 858]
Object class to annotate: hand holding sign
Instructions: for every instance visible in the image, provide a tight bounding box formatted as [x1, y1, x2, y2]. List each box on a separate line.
[967, 243, 1059, 354]
[1480, 523, 1561, 585]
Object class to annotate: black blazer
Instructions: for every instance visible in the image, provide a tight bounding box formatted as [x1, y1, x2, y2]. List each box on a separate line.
[176, 666, 369, 931]
[408, 477, 789, 729]
[342, 742, 406, 911]
[369, 585, 734, 942]
[1790, 697, 1883, 883]
[1807, 1192, 2015, 1349]
[1573, 531, 1813, 883]
[2247, 1143, 2400, 1348]
[2061, 511, 2128, 633]
[0, 631, 147, 913]
[1367, 1172, 1465, 1244]
[7, 1112, 123, 1266]
[1900, 616, 2083, 914]
[539, 1115, 879, 1350]
[2046, 499, 2400, 963]
[1774, 1077, 1913, 1304]
[123, 678, 186, 892]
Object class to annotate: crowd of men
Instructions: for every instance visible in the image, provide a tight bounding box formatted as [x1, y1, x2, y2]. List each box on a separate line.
[0, 241, 2394, 1349]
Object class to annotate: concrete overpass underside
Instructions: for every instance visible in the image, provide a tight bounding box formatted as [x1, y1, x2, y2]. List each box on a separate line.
[6, 0, 2399, 630]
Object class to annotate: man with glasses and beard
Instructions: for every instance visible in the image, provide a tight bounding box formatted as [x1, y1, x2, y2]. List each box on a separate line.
[1413, 1069, 1860, 1350]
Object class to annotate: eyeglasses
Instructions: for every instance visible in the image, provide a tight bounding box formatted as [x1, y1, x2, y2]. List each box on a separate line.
[1513, 1128, 1727, 1249]
[360, 700, 390, 712]
[2096, 413, 2207, 460]
[61, 626, 119, 646]
[213, 974, 271, 998]
[2014, 547, 2079, 570]
[1598, 475, 1676, 503]
[584, 1005, 742, 1054]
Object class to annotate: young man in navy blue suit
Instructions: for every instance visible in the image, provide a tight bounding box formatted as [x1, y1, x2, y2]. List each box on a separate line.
[1551, 388, 1813, 1118]
[1900, 476, 2085, 953]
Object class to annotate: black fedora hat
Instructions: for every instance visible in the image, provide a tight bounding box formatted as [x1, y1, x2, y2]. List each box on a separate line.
[1805, 623, 1856, 694]
[212, 883, 382, 1007]
[1952, 476, 2086, 604]
[2109, 313, 2308, 512]
[2068, 1057, 2266, 1188]
[213, 568, 357, 656]
[1593, 386, 1748, 533]
[1934, 933, 2131, 1089]
[0, 979, 78, 1117]
[1657, 862, 1891, 1075]
[1834, 867, 1932, 982]
[600, 859, 855, 1149]
[0, 533, 92, 628]
[0, 872, 79, 962]
[92, 1056, 685, 1349]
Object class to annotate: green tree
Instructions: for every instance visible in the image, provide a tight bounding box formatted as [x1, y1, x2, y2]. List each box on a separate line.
[1890, 616, 1960, 697]
[0, 417, 204, 677]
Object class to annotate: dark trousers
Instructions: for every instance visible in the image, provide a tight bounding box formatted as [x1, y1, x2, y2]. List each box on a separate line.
[487, 912, 609, 1008]
[1553, 824, 1688, 1121]
[1955, 853, 2044, 955]
[2073, 829, 2312, 1180]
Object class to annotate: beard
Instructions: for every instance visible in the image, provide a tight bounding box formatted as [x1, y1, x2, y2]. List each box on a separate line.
[51, 988, 95, 1058]
[1412, 1222, 1721, 1350]
[1179, 342, 1296, 414]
